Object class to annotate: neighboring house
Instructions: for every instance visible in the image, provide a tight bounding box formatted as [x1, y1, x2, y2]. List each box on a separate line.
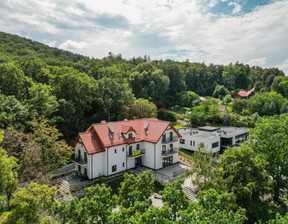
[233, 88, 255, 99]
[178, 126, 248, 153]
[73, 118, 182, 179]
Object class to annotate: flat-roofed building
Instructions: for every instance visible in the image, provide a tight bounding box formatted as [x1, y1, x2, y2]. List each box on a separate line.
[178, 126, 248, 153]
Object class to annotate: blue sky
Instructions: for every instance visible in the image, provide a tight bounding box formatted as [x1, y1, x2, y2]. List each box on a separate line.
[0, 0, 287, 74]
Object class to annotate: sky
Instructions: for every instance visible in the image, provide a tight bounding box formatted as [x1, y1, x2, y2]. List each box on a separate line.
[0, 0, 288, 74]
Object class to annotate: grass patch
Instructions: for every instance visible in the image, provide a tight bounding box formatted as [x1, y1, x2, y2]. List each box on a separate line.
[179, 149, 194, 158]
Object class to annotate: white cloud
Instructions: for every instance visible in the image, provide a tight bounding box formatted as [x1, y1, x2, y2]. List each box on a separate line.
[276, 59, 288, 76]
[227, 2, 242, 14]
[247, 57, 267, 67]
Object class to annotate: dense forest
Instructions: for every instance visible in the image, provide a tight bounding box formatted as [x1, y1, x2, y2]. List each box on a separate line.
[0, 31, 288, 223]
[0, 31, 286, 140]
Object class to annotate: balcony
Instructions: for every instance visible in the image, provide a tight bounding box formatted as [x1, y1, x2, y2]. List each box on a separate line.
[162, 136, 178, 144]
[74, 155, 87, 166]
[127, 149, 145, 158]
[162, 147, 178, 157]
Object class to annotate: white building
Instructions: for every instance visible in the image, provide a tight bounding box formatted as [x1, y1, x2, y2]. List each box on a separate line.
[73, 118, 182, 179]
[178, 126, 248, 153]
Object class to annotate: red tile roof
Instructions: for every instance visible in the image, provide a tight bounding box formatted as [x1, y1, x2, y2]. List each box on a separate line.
[234, 88, 255, 98]
[77, 132, 105, 154]
[74, 118, 181, 155]
[121, 125, 136, 134]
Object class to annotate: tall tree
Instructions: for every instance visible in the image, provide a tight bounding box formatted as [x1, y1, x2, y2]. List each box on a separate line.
[3, 183, 57, 224]
[130, 63, 170, 101]
[28, 116, 72, 170]
[250, 115, 288, 202]
[0, 131, 18, 209]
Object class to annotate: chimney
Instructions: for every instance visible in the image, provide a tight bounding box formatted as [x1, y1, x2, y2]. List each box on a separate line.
[101, 120, 106, 124]
[144, 121, 149, 129]
[109, 123, 114, 132]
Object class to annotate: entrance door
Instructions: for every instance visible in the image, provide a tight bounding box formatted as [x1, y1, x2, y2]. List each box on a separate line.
[162, 156, 173, 168]
[135, 157, 142, 167]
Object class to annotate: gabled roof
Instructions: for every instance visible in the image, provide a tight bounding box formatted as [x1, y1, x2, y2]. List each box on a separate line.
[74, 118, 181, 155]
[235, 88, 255, 98]
[121, 125, 136, 134]
[73, 132, 105, 154]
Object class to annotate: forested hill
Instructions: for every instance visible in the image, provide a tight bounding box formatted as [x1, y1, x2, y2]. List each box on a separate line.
[0, 31, 286, 140]
[0, 31, 87, 63]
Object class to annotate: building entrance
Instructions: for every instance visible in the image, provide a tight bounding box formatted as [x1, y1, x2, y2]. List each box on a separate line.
[135, 157, 142, 167]
[162, 156, 173, 168]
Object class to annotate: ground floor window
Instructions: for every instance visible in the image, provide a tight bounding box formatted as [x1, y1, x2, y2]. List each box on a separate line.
[112, 165, 117, 172]
[212, 142, 219, 148]
[235, 133, 248, 144]
[162, 156, 173, 168]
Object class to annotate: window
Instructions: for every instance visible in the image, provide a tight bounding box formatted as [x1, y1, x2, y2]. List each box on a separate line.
[118, 133, 123, 138]
[129, 146, 132, 156]
[169, 132, 173, 141]
[180, 139, 185, 144]
[122, 147, 125, 152]
[78, 165, 81, 172]
[137, 144, 140, 150]
[190, 141, 192, 146]
[84, 152, 87, 162]
[193, 141, 195, 146]
[115, 149, 117, 154]
[122, 162, 125, 167]
[162, 133, 166, 142]
[108, 134, 113, 139]
[91, 136, 95, 140]
[129, 133, 133, 138]
[145, 130, 150, 135]
[212, 142, 219, 148]
[112, 165, 117, 172]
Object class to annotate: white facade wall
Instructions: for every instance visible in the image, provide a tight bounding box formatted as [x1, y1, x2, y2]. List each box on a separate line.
[173, 153, 178, 163]
[155, 140, 163, 170]
[107, 145, 127, 176]
[142, 141, 155, 169]
[179, 135, 220, 153]
[90, 152, 106, 179]
[127, 158, 135, 169]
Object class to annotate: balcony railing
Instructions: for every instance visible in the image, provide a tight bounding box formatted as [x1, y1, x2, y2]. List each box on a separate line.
[127, 149, 145, 158]
[162, 147, 178, 157]
[74, 155, 88, 165]
[162, 136, 178, 144]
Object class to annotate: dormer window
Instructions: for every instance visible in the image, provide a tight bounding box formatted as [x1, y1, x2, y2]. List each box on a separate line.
[108, 134, 113, 140]
[128, 133, 133, 138]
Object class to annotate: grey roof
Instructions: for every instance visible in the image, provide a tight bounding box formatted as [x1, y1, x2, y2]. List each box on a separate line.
[198, 126, 220, 132]
[178, 126, 247, 139]
[178, 128, 219, 139]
